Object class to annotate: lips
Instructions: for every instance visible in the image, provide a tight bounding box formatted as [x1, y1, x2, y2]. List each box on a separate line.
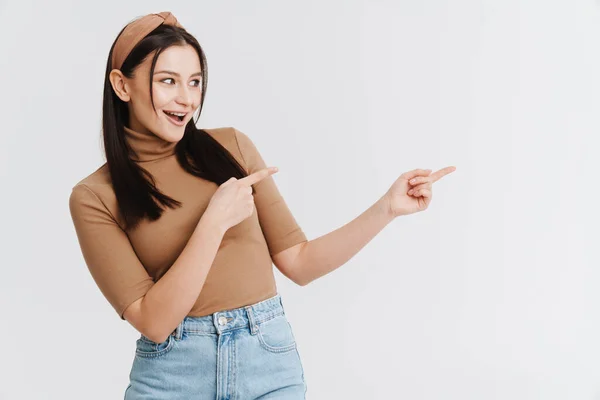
[163, 110, 188, 126]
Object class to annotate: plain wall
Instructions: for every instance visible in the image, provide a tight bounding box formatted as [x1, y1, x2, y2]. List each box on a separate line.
[1, 1, 599, 398]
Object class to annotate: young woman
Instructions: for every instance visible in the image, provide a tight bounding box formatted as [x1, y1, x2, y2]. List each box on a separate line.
[68, 11, 455, 399]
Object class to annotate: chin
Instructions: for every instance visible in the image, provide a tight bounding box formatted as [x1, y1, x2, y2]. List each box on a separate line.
[158, 119, 187, 140]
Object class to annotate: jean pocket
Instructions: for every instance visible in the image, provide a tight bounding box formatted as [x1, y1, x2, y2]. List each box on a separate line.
[135, 333, 175, 358]
[256, 313, 297, 353]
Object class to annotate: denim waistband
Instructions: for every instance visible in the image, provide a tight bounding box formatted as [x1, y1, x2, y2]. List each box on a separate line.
[170, 293, 285, 338]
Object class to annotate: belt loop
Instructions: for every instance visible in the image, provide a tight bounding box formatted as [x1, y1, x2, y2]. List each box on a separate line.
[174, 318, 184, 340]
[245, 306, 258, 335]
[278, 293, 286, 314]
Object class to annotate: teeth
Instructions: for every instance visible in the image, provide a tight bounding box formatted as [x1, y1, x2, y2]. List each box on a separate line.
[166, 111, 186, 116]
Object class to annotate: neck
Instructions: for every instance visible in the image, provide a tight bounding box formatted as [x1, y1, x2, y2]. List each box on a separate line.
[123, 125, 177, 162]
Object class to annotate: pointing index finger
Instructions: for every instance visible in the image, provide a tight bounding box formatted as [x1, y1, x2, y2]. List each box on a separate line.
[430, 166, 456, 182]
[238, 167, 279, 186]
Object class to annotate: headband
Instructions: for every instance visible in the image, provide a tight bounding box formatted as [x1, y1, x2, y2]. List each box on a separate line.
[111, 11, 183, 70]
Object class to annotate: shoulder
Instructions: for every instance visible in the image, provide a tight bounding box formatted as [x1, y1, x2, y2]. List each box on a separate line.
[69, 164, 120, 223]
[202, 126, 250, 148]
[201, 126, 256, 166]
[70, 163, 111, 199]
[72, 163, 111, 187]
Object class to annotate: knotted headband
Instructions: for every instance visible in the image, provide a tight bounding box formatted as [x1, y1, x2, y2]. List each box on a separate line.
[111, 11, 184, 70]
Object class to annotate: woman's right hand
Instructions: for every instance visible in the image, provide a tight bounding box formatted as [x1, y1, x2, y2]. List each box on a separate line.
[203, 167, 279, 233]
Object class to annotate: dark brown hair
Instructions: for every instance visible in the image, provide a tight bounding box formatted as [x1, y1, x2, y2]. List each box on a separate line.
[103, 24, 248, 231]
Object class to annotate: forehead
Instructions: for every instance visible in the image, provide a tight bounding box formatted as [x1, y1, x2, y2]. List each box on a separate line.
[134, 45, 202, 79]
[140, 45, 202, 75]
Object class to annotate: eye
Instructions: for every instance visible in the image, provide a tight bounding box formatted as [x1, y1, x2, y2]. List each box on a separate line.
[160, 78, 201, 87]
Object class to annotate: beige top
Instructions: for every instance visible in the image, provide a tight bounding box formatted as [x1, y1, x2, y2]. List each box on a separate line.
[69, 125, 307, 320]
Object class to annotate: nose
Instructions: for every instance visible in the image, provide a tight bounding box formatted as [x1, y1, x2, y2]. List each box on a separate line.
[176, 85, 193, 107]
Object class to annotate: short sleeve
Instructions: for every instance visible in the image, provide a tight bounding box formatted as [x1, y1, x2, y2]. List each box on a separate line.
[233, 127, 307, 256]
[69, 184, 155, 320]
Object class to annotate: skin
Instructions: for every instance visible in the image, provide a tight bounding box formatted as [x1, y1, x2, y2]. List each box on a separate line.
[385, 166, 457, 217]
[108, 44, 203, 141]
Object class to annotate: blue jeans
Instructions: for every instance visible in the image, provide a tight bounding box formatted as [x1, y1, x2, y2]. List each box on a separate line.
[124, 293, 307, 399]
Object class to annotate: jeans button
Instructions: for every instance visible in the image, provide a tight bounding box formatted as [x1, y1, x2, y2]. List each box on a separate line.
[218, 316, 227, 325]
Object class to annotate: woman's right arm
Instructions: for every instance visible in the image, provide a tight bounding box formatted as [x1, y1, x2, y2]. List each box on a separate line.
[134, 167, 277, 342]
[69, 168, 277, 343]
[125, 214, 225, 343]
[69, 183, 225, 343]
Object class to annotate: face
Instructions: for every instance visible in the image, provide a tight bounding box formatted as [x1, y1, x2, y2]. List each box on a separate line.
[110, 44, 203, 141]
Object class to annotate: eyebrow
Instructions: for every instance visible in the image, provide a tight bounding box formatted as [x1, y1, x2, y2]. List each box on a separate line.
[154, 70, 202, 78]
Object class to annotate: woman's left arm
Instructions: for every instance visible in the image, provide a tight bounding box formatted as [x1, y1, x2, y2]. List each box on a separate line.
[274, 166, 456, 286]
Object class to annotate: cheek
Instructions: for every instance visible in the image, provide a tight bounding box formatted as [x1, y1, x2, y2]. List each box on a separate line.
[130, 87, 154, 112]
[131, 93, 164, 128]
[192, 92, 203, 110]
[151, 86, 172, 109]
[131, 98, 153, 122]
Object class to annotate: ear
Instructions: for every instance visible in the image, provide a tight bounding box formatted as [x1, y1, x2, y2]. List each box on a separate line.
[109, 69, 131, 102]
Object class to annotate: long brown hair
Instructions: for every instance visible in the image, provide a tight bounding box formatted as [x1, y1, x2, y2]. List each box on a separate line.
[102, 24, 248, 231]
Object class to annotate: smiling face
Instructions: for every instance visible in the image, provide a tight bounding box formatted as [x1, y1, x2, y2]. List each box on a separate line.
[111, 44, 203, 141]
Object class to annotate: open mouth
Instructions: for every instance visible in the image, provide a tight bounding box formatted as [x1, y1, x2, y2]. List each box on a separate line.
[163, 110, 187, 124]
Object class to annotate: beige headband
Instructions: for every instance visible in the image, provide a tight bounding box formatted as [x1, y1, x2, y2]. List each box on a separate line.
[111, 11, 183, 70]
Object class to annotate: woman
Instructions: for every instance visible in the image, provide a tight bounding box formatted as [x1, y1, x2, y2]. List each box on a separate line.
[68, 11, 455, 399]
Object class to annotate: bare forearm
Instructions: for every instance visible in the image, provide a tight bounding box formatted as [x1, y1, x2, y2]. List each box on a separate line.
[141, 215, 225, 342]
[295, 196, 395, 286]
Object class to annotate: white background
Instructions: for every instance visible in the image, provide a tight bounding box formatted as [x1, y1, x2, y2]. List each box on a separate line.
[1, 1, 599, 399]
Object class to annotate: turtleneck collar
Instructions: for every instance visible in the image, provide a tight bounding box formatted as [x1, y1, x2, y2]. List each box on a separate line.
[123, 125, 178, 162]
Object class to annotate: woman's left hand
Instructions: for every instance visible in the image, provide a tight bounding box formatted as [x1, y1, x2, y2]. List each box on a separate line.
[382, 166, 456, 218]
